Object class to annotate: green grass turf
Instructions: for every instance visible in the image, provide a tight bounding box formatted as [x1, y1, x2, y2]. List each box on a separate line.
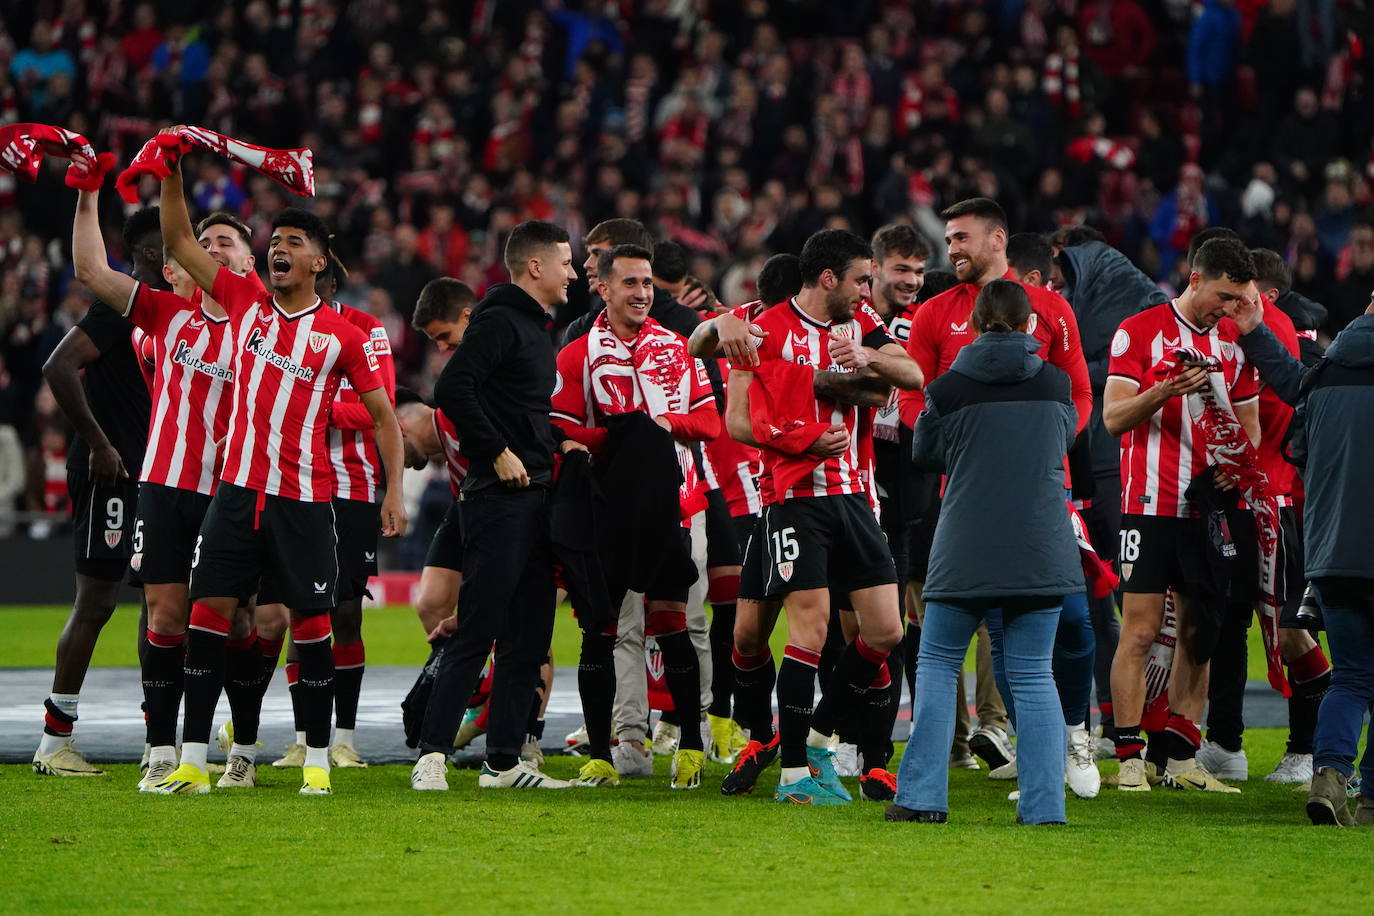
[0, 605, 1288, 683]
[1, 728, 1368, 913]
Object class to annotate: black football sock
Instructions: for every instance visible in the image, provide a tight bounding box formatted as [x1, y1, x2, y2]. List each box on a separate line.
[1165, 711, 1200, 761]
[224, 630, 264, 746]
[657, 631, 702, 751]
[1113, 725, 1145, 761]
[578, 630, 616, 762]
[332, 640, 365, 732]
[181, 604, 231, 746]
[811, 638, 888, 738]
[142, 629, 185, 748]
[291, 616, 334, 750]
[777, 645, 820, 769]
[732, 647, 776, 743]
[707, 602, 737, 719]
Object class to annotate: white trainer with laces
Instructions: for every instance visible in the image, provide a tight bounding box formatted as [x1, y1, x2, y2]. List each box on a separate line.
[1196, 739, 1248, 781]
[478, 759, 570, 789]
[1065, 723, 1101, 799]
[411, 752, 449, 791]
[833, 742, 862, 778]
[612, 739, 654, 778]
[32, 740, 104, 776]
[217, 755, 257, 788]
[138, 759, 177, 792]
[1265, 752, 1314, 784]
[651, 720, 679, 756]
[988, 758, 1018, 780]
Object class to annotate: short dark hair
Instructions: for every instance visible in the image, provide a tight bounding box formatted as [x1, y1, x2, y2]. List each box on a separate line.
[939, 197, 1008, 232]
[972, 278, 1031, 333]
[1250, 248, 1292, 296]
[583, 218, 655, 253]
[596, 244, 654, 285]
[504, 219, 570, 274]
[122, 206, 161, 253]
[196, 210, 252, 247]
[1050, 225, 1106, 249]
[871, 223, 931, 264]
[798, 229, 872, 286]
[1006, 232, 1054, 282]
[271, 207, 331, 255]
[393, 386, 431, 410]
[1193, 237, 1256, 284]
[917, 269, 959, 303]
[1186, 227, 1241, 268]
[651, 240, 689, 285]
[412, 277, 476, 329]
[758, 253, 803, 305]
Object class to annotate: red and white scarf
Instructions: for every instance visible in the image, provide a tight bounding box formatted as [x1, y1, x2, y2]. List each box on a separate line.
[585, 312, 704, 515]
[1043, 50, 1082, 118]
[1156, 346, 1289, 697]
[116, 126, 314, 203]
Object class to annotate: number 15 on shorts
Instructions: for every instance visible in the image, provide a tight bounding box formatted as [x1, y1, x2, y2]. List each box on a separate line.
[772, 526, 798, 582]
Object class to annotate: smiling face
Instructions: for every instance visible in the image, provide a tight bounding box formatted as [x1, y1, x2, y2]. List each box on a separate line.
[598, 256, 655, 336]
[823, 257, 874, 323]
[532, 241, 578, 307]
[267, 226, 327, 294]
[583, 240, 610, 287]
[945, 214, 1005, 285]
[874, 253, 925, 312]
[199, 223, 255, 276]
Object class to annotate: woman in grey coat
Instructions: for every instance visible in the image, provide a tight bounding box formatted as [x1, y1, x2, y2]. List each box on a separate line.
[888, 279, 1084, 826]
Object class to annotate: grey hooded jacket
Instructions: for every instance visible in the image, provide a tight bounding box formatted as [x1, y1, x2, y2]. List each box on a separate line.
[1238, 314, 1374, 581]
[913, 332, 1084, 600]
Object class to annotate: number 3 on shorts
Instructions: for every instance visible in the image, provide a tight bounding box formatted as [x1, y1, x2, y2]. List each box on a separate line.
[191, 534, 203, 568]
[771, 526, 799, 563]
[1119, 529, 1141, 562]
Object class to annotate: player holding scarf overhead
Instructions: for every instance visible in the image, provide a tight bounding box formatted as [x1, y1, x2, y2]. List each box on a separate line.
[552, 244, 719, 790]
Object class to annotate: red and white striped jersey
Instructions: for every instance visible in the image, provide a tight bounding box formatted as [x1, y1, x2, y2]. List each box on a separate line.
[873, 300, 916, 443]
[433, 407, 469, 497]
[551, 312, 718, 520]
[326, 300, 396, 503]
[132, 325, 156, 391]
[123, 283, 235, 495]
[1107, 301, 1258, 517]
[211, 267, 381, 502]
[703, 399, 762, 518]
[742, 298, 896, 501]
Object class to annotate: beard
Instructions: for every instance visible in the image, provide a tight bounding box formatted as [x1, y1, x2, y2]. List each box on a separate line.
[825, 288, 856, 323]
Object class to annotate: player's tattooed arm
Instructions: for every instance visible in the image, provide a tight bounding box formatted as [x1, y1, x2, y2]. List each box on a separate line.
[813, 367, 891, 408]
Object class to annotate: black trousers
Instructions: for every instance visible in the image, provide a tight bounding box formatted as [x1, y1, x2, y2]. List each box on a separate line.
[1205, 601, 1252, 751]
[1081, 470, 1122, 710]
[419, 487, 556, 758]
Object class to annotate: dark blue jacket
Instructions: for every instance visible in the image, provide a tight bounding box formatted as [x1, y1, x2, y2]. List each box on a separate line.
[1238, 315, 1374, 581]
[913, 333, 1084, 600]
[1187, 0, 1241, 86]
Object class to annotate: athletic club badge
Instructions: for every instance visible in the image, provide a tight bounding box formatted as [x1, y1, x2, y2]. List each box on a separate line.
[309, 332, 332, 353]
[105, 530, 122, 549]
[777, 561, 794, 582]
[1119, 562, 1133, 581]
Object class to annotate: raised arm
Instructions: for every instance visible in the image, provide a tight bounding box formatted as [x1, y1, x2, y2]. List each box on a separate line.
[359, 386, 408, 537]
[159, 160, 220, 294]
[71, 190, 136, 312]
[43, 326, 125, 485]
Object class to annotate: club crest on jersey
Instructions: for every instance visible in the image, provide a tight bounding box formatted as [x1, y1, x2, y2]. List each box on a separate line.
[309, 331, 332, 353]
[1026, 313, 1038, 334]
[105, 530, 122, 549]
[1219, 341, 1235, 361]
[777, 561, 794, 582]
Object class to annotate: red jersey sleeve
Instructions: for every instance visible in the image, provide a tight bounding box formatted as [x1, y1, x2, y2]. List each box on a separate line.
[210, 265, 264, 320]
[336, 323, 382, 395]
[1229, 360, 1258, 405]
[663, 357, 721, 441]
[857, 303, 898, 349]
[331, 322, 397, 430]
[1039, 293, 1093, 434]
[898, 302, 940, 426]
[1106, 320, 1148, 388]
[127, 283, 193, 337]
[550, 340, 608, 450]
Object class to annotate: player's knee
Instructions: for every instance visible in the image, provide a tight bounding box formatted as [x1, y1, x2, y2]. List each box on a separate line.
[145, 598, 186, 635]
[1116, 622, 1157, 657]
[866, 622, 903, 654]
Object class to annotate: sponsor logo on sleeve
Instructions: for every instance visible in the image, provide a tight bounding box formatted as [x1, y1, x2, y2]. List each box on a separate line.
[1111, 328, 1130, 358]
[369, 325, 391, 355]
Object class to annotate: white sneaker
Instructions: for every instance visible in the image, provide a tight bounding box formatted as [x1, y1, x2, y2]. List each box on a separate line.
[988, 758, 1018, 780]
[1065, 723, 1101, 799]
[139, 744, 151, 771]
[216, 755, 257, 788]
[32, 740, 104, 776]
[411, 752, 449, 791]
[564, 724, 590, 757]
[834, 742, 862, 778]
[949, 752, 980, 770]
[612, 739, 654, 778]
[1265, 752, 1314, 784]
[520, 738, 545, 768]
[651, 720, 679, 756]
[969, 724, 1015, 770]
[138, 759, 176, 792]
[478, 759, 570, 789]
[1196, 739, 1248, 781]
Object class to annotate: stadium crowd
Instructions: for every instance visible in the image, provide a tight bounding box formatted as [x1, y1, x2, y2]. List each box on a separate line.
[5, 0, 1374, 823]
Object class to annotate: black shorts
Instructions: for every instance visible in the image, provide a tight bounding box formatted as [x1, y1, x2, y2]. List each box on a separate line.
[424, 500, 464, 571]
[738, 514, 767, 602]
[1278, 505, 1306, 624]
[69, 471, 141, 583]
[334, 497, 380, 602]
[131, 482, 211, 585]
[704, 488, 741, 568]
[762, 493, 897, 598]
[189, 483, 338, 612]
[1117, 513, 1210, 595]
[645, 527, 693, 605]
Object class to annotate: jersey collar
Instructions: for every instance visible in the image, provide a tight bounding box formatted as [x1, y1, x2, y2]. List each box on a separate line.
[1170, 300, 1213, 336]
[789, 297, 832, 330]
[271, 295, 324, 322]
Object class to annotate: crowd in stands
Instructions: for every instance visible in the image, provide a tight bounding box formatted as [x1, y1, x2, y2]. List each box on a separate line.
[2, 0, 1372, 538]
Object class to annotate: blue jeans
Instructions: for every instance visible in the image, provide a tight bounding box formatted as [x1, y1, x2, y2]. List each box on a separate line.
[1311, 585, 1374, 798]
[895, 597, 1066, 824]
[988, 591, 1095, 728]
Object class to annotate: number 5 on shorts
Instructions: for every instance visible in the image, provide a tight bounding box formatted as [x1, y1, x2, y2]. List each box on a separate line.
[772, 526, 799, 563]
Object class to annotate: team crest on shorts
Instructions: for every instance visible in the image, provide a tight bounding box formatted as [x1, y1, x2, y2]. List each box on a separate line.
[777, 561, 794, 582]
[309, 332, 332, 353]
[130, 552, 142, 571]
[1119, 562, 1133, 581]
[105, 529, 122, 549]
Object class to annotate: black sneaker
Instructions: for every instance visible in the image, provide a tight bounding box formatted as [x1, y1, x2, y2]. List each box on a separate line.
[720, 735, 779, 796]
[859, 768, 897, 802]
[884, 803, 946, 823]
[969, 725, 1014, 771]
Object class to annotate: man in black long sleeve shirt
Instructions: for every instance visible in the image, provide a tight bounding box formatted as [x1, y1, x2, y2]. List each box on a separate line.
[412, 220, 584, 792]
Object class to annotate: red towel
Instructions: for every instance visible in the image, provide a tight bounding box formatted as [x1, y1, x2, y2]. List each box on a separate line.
[746, 360, 830, 498]
[0, 122, 97, 182]
[115, 126, 314, 203]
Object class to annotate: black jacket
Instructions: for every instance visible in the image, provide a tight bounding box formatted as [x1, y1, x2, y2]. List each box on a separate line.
[433, 283, 563, 492]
